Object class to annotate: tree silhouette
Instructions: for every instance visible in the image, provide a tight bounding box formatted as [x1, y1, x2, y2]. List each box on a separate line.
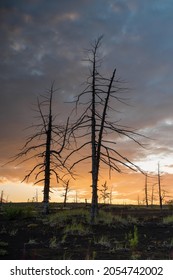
[100, 181, 110, 204]
[65, 37, 145, 223]
[157, 162, 170, 208]
[7, 82, 70, 214]
[144, 173, 149, 207]
[158, 162, 163, 209]
[62, 179, 70, 207]
[0, 190, 3, 204]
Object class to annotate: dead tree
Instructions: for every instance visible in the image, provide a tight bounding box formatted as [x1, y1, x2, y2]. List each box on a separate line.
[65, 37, 145, 223]
[151, 184, 154, 206]
[158, 162, 163, 209]
[7, 83, 70, 214]
[100, 181, 110, 204]
[144, 173, 149, 207]
[62, 179, 70, 207]
[151, 183, 157, 206]
[0, 190, 3, 204]
[109, 185, 113, 204]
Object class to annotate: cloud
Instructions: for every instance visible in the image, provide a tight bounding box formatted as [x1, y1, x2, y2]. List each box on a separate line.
[0, 0, 173, 201]
[0, 176, 8, 184]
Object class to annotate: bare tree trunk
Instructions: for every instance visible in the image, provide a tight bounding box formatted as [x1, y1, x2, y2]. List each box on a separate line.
[0, 190, 3, 204]
[43, 114, 52, 213]
[35, 189, 38, 203]
[43, 88, 53, 214]
[110, 185, 113, 204]
[75, 191, 78, 203]
[5, 82, 71, 215]
[158, 162, 162, 209]
[63, 180, 70, 207]
[151, 184, 155, 206]
[137, 195, 140, 205]
[145, 173, 149, 207]
[91, 41, 99, 223]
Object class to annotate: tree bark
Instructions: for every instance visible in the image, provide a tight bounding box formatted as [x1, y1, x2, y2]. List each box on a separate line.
[158, 163, 162, 209]
[43, 87, 53, 214]
[145, 174, 148, 207]
[90, 43, 98, 223]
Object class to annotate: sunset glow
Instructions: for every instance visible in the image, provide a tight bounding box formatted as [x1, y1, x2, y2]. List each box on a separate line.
[1, 0, 173, 205]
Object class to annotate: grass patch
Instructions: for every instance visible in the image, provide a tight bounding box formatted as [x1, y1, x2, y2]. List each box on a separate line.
[0, 240, 8, 256]
[95, 210, 114, 225]
[27, 239, 37, 245]
[49, 236, 58, 249]
[3, 205, 36, 220]
[63, 222, 89, 235]
[95, 235, 111, 248]
[0, 241, 8, 247]
[95, 211, 138, 226]
[9, 228, 18, 236]
[0, 249, 8, 256]
[126, 225, 139, 249]
[47, 208, 90, 226]
[163, 215, 173, 224]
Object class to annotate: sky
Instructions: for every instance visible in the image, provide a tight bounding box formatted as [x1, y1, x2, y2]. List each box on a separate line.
[0, 0, 173, 204]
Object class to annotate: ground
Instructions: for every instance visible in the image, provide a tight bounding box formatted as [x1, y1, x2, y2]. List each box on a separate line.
[0, 203, 173, 260]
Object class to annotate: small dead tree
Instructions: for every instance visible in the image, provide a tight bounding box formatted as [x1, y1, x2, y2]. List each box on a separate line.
[0, 190, 3, 204]
[65, 37, 145, 223]
[109, 185, 113, 204]
[158, 162, 163, 209]
[151, 183, 157, 206]
[6, 83, 70, 214]
[35, 189, 38, 203]
[100, 181, 110, 204]
[157, 163, 170, 208]
[62, 179, 70, 207]
[75, 190, 78, 203]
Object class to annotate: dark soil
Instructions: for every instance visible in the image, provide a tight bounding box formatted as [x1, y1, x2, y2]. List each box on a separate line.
[0, 203, 173, 260]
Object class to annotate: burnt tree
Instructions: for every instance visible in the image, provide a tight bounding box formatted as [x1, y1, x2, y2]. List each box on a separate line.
[7, 83, 69, 214]
[62, 179, 70, 207]
[158, 162, 163, 209]
[0, 190, 3, 204]
[144, 173, 149, 207]
[100, 181, 110, 204]
[65, 37, 145, 223]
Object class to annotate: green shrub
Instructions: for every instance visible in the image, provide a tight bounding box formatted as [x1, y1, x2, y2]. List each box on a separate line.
[4, 206, 23, 220]
[126, 225, 139, 249]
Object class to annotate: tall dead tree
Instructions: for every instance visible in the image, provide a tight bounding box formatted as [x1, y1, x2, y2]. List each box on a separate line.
[158, 162, 162, 209]
[7, 83, 69, 214]
[144, 173, 149, 207]
[65, 37, 145, 223]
